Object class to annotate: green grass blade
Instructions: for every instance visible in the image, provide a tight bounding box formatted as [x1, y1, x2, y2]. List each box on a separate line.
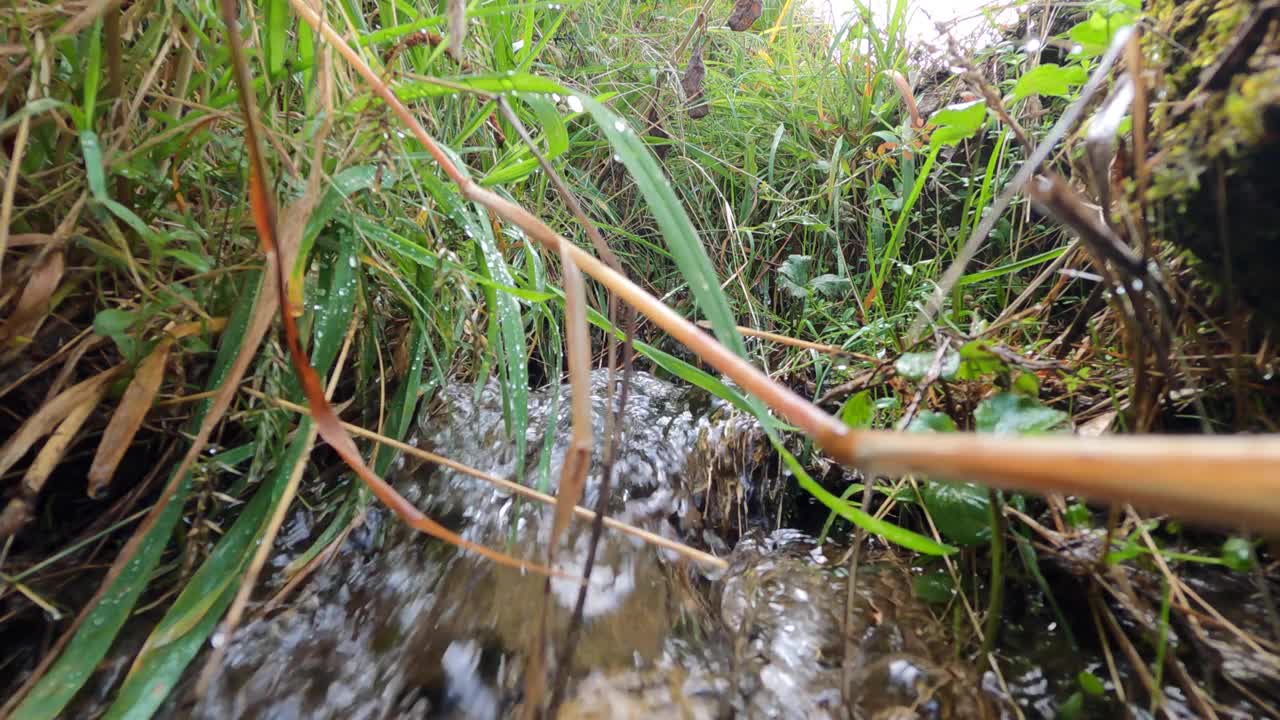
[102, 236, 360, 719]
[266, 0, 289, 76]
[573, 93, 746, 358]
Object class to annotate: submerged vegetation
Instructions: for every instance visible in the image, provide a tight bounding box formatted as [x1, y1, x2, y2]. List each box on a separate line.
[2, 0, 1279, 716]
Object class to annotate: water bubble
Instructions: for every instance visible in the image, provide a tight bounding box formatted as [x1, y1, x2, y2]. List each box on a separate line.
[613, 119, 627, 132]
[1022, 37, 1043, 53]
[1131, 278, 1144, 291]
[1070, 44, 1084, 55]
[612, 154, 622, 162]
[211, 632, 226, 648]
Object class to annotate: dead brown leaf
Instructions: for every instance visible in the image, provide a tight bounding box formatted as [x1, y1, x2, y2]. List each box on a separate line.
[0, 379, 106, 538]
[645, 107, 670, 160]
[0, 248, 64, 359]
[682, 48, 709, 119]
[727, 0, 762, 31]
[87, 335, 171, 497]
[0, 365, 122, 479]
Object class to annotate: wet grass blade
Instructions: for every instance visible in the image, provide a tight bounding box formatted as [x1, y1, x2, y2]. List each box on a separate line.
[103, 236, 363, 719]
[102, 422, 313, 720]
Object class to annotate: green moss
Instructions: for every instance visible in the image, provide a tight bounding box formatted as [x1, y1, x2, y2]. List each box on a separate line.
[1142, 0, 1280, 321]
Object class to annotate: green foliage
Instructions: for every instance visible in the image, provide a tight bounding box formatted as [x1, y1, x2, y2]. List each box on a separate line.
[839, 390, 875, 429]
[1010, 64, 1088, 103]
[912, 571, 956, 604]
[921, 480, 992, 546]
[907, 410, 958, 433]
[1221, 537, 1255, 572]
[974, 393, 1069, 434]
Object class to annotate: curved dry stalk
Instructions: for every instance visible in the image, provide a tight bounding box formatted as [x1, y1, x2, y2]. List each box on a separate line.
[289, 1, 1280, 532]
[550, 243, 593, 552]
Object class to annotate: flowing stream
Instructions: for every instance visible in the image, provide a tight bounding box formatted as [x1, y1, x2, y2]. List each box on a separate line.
[174, 370, 1001, 718]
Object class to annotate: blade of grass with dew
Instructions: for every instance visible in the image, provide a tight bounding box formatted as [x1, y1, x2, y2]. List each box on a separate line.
[472, 208, 530, 472]
[102, 426, 308, 720]
[290, 165, 383, 312]
[9, 274, 259, 720]
[103, 242, 360, 720]
[416, 167, 530, 472]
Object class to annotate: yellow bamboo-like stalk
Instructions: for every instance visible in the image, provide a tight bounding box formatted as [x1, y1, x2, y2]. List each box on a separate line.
[289, 0, 1280, 532]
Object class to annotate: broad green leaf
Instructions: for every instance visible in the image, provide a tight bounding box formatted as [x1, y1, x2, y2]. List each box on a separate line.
[778, 254, 813, 298]
[895, 349, 959, 381]
[955, 340, 1005, 380]
[1067, 11, 1136, 58]
[912, 571, 956, 604]
[810, 273, 852, 298]
[93, 308, 138, 337]
[1078, 670, 1107, 697]
[907, 411, 957, 433]
[1013, 371, 1041, 397]
[1010, 63, 1088, 103]
[921, 480, 991, 546]
[928, 100, 986, 148]
[974, 393, 1068, 434]
[839, 390, 874, 429]
[1221, 537, 1255, 572]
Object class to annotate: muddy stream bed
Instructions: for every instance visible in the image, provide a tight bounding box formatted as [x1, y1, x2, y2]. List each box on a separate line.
[74, 371, 1275, 719]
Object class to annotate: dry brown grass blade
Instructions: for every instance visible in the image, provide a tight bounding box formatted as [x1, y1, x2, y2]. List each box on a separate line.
[550, 246, 593, 553]
[0, 364, 122, 479]
[86, 336, 171, 497]
[220, 0, 560, 580]
[446, 0, 465, 62]
[290, 0, 1280, 532]
[0, 248, 64, 357]
[854, 432, 1280, 530]
[0, 377, 105, 538]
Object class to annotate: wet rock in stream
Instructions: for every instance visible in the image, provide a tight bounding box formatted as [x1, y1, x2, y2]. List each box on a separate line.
[187, 371, 993, 719]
